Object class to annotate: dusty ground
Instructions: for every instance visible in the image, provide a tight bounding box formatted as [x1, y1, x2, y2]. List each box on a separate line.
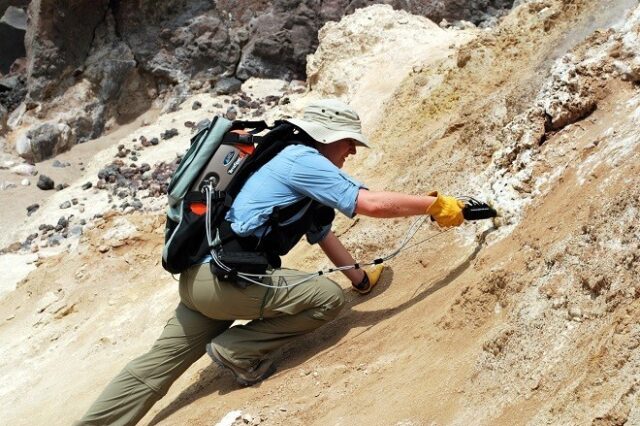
[0, 1, 639, 425]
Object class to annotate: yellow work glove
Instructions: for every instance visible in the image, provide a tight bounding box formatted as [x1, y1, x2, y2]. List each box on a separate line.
[352, 264, 384, 295]
[426, 191, 465, 227]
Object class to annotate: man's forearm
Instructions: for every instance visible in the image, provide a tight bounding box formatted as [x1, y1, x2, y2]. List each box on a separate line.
[318, 231, 365, 284]
[355, 189, 436, 218]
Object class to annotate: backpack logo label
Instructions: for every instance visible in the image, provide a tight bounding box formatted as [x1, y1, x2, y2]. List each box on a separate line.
[223, 151, 236, 166]
[227, 154, 246, 175]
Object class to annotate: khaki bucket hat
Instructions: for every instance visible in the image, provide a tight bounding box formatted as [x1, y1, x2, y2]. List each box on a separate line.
[286, 99, 370, 148]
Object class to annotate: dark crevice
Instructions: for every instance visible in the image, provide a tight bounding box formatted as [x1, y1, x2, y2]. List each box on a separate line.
[109, 0, 121, 38]
[539, 131, 548, 146]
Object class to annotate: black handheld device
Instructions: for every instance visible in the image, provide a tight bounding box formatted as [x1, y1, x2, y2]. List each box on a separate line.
[461, 197, 498, 221]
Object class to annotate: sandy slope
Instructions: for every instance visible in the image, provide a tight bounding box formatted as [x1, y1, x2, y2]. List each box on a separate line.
[1, 2, 639, 425]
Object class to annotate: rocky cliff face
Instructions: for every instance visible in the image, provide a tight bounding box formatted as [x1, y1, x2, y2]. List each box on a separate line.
[25, 0, 515, 102]
[1, 0, 515, 162]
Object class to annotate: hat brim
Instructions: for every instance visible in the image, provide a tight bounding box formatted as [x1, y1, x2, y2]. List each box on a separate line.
[286, 118, 370, 148]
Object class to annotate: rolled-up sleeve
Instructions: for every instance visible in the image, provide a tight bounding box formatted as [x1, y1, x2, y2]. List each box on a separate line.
[288, 152, 366, 218]
[306, 223, 332, 244]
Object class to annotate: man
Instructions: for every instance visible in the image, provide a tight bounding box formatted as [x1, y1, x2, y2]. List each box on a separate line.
[77, 99, 464, 425]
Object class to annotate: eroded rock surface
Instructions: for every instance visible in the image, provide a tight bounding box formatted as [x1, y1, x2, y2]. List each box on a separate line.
[1, 0, 516, 161]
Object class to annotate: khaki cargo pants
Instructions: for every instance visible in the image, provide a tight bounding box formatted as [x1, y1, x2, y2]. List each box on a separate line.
[76, 264, 345, 426]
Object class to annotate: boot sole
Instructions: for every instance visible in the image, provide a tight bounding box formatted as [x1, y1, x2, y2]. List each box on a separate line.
[206, 343, 275, 387]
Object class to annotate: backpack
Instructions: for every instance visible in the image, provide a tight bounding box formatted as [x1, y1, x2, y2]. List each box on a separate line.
[161, 116, 308, 274]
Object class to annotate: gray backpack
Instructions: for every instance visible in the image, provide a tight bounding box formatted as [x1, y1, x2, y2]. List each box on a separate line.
[161, 117, 300, 273]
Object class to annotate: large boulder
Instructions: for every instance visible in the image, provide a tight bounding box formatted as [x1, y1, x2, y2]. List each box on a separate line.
[16, 122, 76, 162]
[25, 0, 110, 101]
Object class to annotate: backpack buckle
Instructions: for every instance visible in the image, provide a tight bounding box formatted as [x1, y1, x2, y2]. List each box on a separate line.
[236, 134, 254, 145]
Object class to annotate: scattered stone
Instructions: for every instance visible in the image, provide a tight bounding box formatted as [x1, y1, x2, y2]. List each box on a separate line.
[69, 225, 83, 237]
[184, 121, 195, 129]
[252, 106, 266, 117]
[11, 164, 37, 176]
[98, 245, 110, 253]
[0, 181, 17, 190]
[36, 174, 55, 190]
[192, 101, 202, 110]
[214, 77, 242, 95]
[138, 136, 149, 147]
[52, 160, 70, 168]
[7, 241, 22, 252]
[21, 178, 30, 186]
[26, 203, 40, 216]
[160, 128, 179, 140]
[225, 106, 238, 120]
[195, 119, 211, 132]
[150, 137, 159, 146]
[94, 157, 178, 201]
[48, 235, 63, 246]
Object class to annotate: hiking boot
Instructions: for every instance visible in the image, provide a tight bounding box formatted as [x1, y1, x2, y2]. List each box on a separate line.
[206, 343, 276, 387]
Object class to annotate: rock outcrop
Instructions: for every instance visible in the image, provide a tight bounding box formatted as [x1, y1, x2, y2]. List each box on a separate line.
[15, 121, 75, 162]
[1, 0, 517, 163]
[24, 0, 516, 104]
